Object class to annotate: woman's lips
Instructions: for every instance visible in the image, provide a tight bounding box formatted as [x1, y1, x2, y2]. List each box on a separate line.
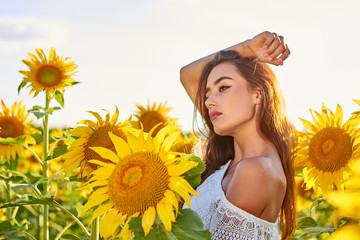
[210, 111, 222, 121]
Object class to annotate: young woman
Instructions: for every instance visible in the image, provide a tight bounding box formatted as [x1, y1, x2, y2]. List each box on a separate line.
[181, 32, 295, 240]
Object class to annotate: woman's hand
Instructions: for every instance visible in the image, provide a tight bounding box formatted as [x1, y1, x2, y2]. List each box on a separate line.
[246, 31, 290, 66]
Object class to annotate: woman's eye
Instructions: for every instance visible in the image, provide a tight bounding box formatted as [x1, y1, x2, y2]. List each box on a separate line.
[219, 86, 230, 92]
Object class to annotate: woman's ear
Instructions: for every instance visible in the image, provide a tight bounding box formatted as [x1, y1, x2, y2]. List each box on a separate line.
[252, 87, 262, 104]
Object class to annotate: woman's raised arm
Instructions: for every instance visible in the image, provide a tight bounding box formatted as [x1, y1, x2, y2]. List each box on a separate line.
[180, 31, 290, 103]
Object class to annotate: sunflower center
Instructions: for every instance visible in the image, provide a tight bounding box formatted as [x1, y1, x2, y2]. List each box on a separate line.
[84, 125, 126, 161]
[139, 111, 166, 136]
[108, 151, 169, 215]
[309, 127, 353, 172]
[122, 166, 143, 186]
[36, 65, 63, 86]
[322, 139, 335, 154]
[0, 117, 24, 138]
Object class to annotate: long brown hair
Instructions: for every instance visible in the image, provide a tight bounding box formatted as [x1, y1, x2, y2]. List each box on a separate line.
[194, 50, 296, 239]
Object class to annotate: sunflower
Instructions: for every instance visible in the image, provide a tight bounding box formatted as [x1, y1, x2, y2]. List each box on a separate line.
[62, 107, 131, 178]
[171, 131, 196, 154]
[293, 104, 360, 193]
[326, 190, 360, 219]
[0, 99, 39, 161]
[19, 48, 77, 97]
[133, 102, 179, 136]
[80, 125, 198, 239]
[330, 223, 360, 240]
[294, 176, 314, 211]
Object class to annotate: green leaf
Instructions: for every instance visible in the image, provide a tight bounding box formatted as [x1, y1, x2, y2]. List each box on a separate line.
[54, 90, 64, 108]
[297, 217, 335, 236]
[46, 144, 68, 161]
[183, 155, 205, 188]
[171, 209, 211, 239]
[0, 220, 28, 240]
[0, 174, 24, 182]
[184, 175, 202, 189]
[297, 217, 318, 229]
[10, 178, 48, 191]
[72, 81, 81, 86]
[61, 234, 82, 240]
[300, 226, 335, 236]
[185, 155, 206, 175]
[17, 80, 27, 94]
[45, 107, 62, 115]
[129, 209, 211, 240]
[0, 195, 54, 209]
[0, 136, 26, 146]
[33, 111, 48, 119]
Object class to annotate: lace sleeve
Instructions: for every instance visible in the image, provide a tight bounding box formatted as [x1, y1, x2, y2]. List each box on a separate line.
[209, 199, 280, 240]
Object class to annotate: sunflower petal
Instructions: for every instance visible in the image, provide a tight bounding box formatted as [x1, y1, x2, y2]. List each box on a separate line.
[82, 187, 109, 215]
[89, 202, 114, 225]
[162, 131, 181, 152]
[156, 198, 173, 232]
[87, 111, 104, 126]
[167, 160, 198, 176]
[89, 146, 120, 163]
[142, 206, 156, 236]
[164, 190, 178, 215]
[109, 132, 131, 158]
[110, 106, 119, 125]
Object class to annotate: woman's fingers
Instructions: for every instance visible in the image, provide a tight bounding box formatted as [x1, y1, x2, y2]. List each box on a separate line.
[265, 34, 290, 64]
[262, 31, 277, 50]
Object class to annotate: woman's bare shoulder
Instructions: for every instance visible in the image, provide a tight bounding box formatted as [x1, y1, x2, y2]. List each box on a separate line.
[225, 156, 284, 218]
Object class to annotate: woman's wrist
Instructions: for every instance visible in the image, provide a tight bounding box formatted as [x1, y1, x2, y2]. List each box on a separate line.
[226, 39, 254, 59]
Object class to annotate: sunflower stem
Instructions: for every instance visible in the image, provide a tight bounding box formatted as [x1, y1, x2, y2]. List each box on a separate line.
[90, 214, 99, 240]
[42, 95, 50, 240]
[4, 178, 12, 219]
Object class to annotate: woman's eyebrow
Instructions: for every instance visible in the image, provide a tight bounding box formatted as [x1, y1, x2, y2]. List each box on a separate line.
[205, 76, 233, 94]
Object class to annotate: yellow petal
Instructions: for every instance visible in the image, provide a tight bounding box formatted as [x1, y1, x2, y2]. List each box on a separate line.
[110, 107, 119, 125]
[169, 177, 198, 206]
[154, 126, 170, 152]
[334, 104, 343, 127]
[164, 190, 178, 215]
[89, 202, 114, 225]
[108, 132, 131, 158]
[78, 119, 99, 129]
[299, 118, 318, 133]
[87, 111, 104, 126]
[142, 206, 156, 236]
[89, 146, 119, 163]
[68, 126, 93, 136]
[88, 160, 115, 168]
[120, 220, 132, 240]
[127, 131, 145, 152]
[167, 160, 198, 177]
[156, 198, 174, 232]
[91, 166, 112, 179]
[82, 187, 109, 215]
[100, 209, 125, 239]
[162, 131, 181, 152]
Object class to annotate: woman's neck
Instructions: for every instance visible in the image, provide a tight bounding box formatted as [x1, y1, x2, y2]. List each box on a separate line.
[231, 119, 270, 164]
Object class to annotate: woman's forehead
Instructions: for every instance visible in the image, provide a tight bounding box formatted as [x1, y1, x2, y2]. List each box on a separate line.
[207, 62, 245, 86]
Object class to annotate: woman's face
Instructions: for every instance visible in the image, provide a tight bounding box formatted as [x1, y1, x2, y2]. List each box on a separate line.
[205, 62, 261, 136]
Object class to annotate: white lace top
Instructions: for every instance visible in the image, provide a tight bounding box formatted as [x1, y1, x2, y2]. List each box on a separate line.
[183, 161, 280, 240]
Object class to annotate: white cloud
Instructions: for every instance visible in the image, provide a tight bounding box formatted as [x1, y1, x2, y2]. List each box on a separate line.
[0, 16, 68, 52]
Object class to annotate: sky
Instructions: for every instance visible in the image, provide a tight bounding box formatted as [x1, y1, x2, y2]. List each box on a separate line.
[1, 0, 360, 132]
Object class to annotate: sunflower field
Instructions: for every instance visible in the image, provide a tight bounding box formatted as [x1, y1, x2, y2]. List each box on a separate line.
[1, 48, 360, 240]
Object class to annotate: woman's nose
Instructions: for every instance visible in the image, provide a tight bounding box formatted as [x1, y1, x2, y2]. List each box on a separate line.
[205, 95, 216, 109]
